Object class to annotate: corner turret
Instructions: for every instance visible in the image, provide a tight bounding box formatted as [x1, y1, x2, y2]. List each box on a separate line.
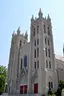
[12, 31, 16, 37]
[25, 30, 28, 40]
[47, 14, 51, 20]
[31, 15, 34, 21]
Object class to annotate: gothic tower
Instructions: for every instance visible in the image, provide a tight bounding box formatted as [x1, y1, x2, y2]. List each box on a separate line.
[29, 9, 56, 95]
[7, 27, 28, 94]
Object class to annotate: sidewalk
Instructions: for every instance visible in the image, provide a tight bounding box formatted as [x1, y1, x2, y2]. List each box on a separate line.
[2, 93, 8, 96]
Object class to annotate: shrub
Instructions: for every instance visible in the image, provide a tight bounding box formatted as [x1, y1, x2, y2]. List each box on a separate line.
[48, 88, 54, 96]
[56, 80, 64, 96]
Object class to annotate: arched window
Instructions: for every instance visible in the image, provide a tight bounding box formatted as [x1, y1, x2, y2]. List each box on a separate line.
[51, 82, 53, 88]
[46, 60, 48, 68]
[34, 49, 36, 58]
[48, 82, 51, 88]
[44, 24, 46, 33]
[37, 26, 39, 34]
[21, 58, 22, 69]
[45, 48, 47, 57]
[48, 39, 50, 45]
[37, 48, 39, 57]
[49, 61, 51, 69]
[37, 39, 39, 45]
[34, 40, 36, 46]
[24, 55, 27, 67]
[48, 49, 50, 57]
[37, 60, 39, 68]
[48, 82, 53, 88]
[48, 27, 50, 36]
[45, 38, 47, 44]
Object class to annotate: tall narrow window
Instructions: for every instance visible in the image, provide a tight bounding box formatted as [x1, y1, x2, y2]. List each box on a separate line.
[48, 49, 50, 57]
[37, 39, 39, 45]
[48, 82, 53, 88]
[37, 61, 39, 68]
[33, 28, 35, 36]
[34, 62, 36, 69]
[24, 55, 27, 67]
[48, 39, 50, 45]
[51, 82, 53, 88]
[45, 38, 47, 44]
[45, 48, 47, 57]
[34, 49, 36, 58]
[34, 40, 36, 46]
[48, 27, 50, 36]
[44, 25, 46, 33]
[21, 59, 22, 69]
[49, 61, 51, 69]
[37, 48, 39, 57]
[37, 26, 39, 34]
[48, 82, 51, 88]
[46, 60, 48, 68]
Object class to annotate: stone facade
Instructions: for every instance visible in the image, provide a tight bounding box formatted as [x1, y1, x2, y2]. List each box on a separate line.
[7, 9, 64, 95]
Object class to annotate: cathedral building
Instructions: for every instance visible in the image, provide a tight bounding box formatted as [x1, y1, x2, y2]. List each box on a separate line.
[7, 9, 64, 95]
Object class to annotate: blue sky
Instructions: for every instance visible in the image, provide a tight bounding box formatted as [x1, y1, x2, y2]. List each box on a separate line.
[0, 0, 64, 67]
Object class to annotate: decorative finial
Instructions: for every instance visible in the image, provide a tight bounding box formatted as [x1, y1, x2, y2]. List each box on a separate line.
[25, 30, 28, 40]
[12, 31, 15, 37]
[31, 15, 34, 21]
[47, 14, 51, 20]
[38, 8, 43, 19]
[17, 26, 21, 35]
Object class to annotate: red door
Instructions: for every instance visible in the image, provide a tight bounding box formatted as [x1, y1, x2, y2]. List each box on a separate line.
[20, 86, 23, 94]
[24, 85, 27, 94]
[34, 83, 38, 93]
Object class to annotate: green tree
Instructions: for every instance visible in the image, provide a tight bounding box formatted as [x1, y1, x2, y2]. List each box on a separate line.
[48, 88, 54, 96]
[0, 65, 7, 94]
[56, 80, 64, 96]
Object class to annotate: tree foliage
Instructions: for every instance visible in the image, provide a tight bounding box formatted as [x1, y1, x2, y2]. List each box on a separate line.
[48, 88, 54, 96]
[0, 65, 7, 94]
[56, 80, 64, 96]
